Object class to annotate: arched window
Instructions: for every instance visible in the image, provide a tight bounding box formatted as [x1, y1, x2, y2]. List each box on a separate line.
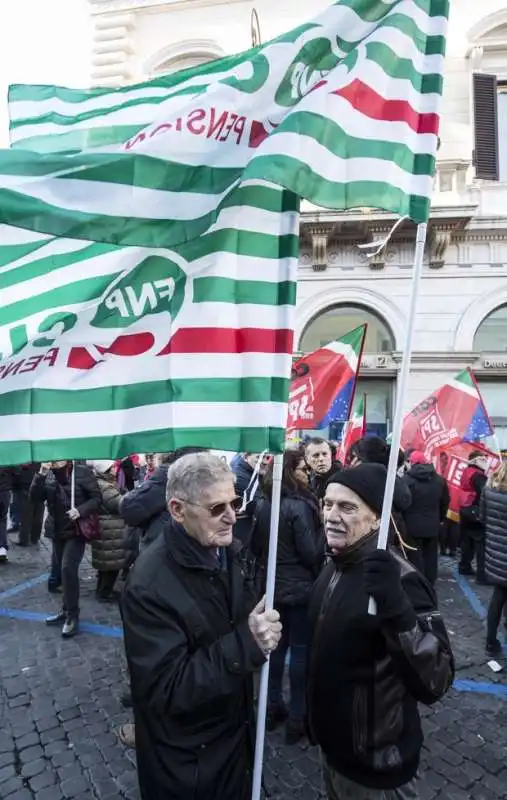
[473, 305, 507, 352]
[144, 40, 226, 77]
[299, 305, 395, 354]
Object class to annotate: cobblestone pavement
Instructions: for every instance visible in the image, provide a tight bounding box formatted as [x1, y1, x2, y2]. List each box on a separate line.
[0, 538, 506, 800]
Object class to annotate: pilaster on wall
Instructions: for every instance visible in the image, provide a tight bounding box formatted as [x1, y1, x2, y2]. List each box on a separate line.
[91, 11, 136, 86]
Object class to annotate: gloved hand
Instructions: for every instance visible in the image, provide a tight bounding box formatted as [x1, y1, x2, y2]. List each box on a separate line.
[363, 550, 415, 627]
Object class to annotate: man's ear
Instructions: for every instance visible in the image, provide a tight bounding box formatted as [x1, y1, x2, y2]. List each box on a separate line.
[372, 515, 381, 531]
[168, 498, 185, 524]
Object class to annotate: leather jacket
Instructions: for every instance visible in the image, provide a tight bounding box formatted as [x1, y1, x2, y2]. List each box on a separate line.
[307, 536, 454, 790]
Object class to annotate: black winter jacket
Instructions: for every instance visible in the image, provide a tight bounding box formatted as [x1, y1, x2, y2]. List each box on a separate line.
[119, 464, 170, 549]
[0, 468, 11, 496]
[11, 464, 40, 493]
[481, 486, 507, 587]
[30, 465, 101, 540]
[307, 535, 454, 791]
[232, 457, 261, 545]
[402, 465, 450, 540]
[122, 521, 265, 800]
[252, 489, 325, 606]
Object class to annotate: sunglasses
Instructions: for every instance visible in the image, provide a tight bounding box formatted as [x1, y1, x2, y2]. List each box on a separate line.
[180, 496, 243, 518]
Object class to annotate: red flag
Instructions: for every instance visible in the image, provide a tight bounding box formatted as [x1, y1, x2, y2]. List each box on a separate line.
[338, 394, 366, 465]
[434, 441, 501, 523]
[287, 325, 366, 432]
[402, 368, 493, 460]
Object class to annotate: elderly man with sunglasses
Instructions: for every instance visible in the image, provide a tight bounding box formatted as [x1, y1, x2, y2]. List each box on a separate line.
[122, 451, 282, 800]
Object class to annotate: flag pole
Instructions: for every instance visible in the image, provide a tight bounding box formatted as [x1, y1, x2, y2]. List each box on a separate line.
[369, 222, 428, 614]
[71, 460, 76, 510]
[252, 451, 283, 800]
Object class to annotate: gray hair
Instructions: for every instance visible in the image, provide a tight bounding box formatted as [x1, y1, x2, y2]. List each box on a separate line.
[166, 452, 233, 505]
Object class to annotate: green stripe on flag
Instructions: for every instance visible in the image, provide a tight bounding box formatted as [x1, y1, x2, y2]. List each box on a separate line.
[0, 238, 50, 268]
[0, 377, 290, 416]
[365, 42, 443, 94]
[193, 277, 296, 306]
[244, 156, 431, 225]
[279, 112, 436, 175]
[0, 427, 287, 465]
[0, 241, 118, 290]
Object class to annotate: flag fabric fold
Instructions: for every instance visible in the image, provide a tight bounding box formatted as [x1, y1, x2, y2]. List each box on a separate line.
[288, 325, 366, 432]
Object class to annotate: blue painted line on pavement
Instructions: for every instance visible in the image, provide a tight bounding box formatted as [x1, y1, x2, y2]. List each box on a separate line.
[454, 679, 507, 698]
[0, 573, 49, 600]
[0, 607, 123, 638]
[452, 569, 487, 620]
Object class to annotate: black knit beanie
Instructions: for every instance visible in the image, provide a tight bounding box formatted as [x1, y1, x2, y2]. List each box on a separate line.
[326, 463, 388, 515]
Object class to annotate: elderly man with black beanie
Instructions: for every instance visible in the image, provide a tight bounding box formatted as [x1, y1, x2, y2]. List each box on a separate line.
[307, 463, 454, 800]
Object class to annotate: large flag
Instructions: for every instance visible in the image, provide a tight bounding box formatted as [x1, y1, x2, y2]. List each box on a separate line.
[287, 325, 366, 431]
[434, 441, 501, 523]
[401, 368, 494, 461]
[0, 0, 448, 462]
[338, 394, 366, 464]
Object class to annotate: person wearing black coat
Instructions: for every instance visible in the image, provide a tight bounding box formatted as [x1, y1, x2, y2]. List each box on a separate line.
[307, 464, 454, 798]
[0, 467, 12, 561]
[10, 463, 44, 547]
[30, 461, 101, 637]
[251, 449, 325, 744]
[232, 452, 271, 545]
[304, 438, 338, 502]
[122, 452, 282, 800]
[402, 451, 450, 585]
[480, 464, 507, 656]
[120, 447, 207, 551]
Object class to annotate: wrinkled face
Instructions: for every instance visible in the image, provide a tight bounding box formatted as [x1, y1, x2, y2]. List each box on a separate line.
[306, 442, 332, 475]
[168, 476, 239, 548]
[323, 483, 379, 554]
[52, 461, 68, 470]
[294, 458, 309, 488]
[245, 453, 272, 475]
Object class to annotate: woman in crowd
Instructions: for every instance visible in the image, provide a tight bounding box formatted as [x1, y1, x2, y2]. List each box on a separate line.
[481, 461, 507, 656]
[251, 448, 325, 744]
[30, 461, 101, 638]
[91, 460, 127, 602]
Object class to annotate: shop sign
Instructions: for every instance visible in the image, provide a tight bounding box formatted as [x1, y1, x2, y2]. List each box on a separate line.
[481, 357, 507, 369]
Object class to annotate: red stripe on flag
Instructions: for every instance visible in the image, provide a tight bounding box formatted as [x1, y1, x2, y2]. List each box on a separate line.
[333, 79, 439, 136]
[158, 327, 294, 355]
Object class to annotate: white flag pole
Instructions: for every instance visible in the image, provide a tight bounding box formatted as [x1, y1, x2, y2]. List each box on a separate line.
[369, 222, 428, 615]
[71, 461, 76, 510]
[252, 451, 283, 800]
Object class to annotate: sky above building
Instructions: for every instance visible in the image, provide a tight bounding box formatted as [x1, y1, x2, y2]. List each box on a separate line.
[0, 0, 91, 145]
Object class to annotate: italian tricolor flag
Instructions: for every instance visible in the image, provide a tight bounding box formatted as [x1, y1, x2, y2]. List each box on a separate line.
[339, 394, 366, 464]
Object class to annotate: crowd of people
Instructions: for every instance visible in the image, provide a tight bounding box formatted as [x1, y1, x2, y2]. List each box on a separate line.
[0, 435, 505, 799]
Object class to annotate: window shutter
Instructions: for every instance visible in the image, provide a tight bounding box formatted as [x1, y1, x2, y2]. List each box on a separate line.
[473, 73, 499, 181]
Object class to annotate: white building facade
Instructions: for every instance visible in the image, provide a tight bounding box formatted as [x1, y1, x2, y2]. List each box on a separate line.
[88, 0, 507, 445]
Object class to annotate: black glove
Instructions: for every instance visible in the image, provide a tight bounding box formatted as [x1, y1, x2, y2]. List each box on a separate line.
[363, 550, 416, 629]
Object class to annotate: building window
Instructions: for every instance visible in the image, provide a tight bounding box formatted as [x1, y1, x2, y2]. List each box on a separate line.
[472, 74, 507, 181]
[299, 305, 395, 354]
[474, 305, 507, 352]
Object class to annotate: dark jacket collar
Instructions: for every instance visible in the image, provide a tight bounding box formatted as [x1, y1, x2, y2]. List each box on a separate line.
[163, 519, 225, 571]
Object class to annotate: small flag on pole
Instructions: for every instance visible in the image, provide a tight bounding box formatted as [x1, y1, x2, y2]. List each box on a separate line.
[401, 368, 494, 461]
[287, 325, 366, 432]
[338, 394, 366, 464]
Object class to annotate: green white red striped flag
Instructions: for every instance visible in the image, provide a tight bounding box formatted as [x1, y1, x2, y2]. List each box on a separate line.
[338, 393, 367, 464]
[4, 0, 448, 236]
[0, 0, 448, 462]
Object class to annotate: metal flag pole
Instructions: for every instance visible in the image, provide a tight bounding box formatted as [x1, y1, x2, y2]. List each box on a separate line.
[369, 222, 428, 614]
[252, 451, 283, 800]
